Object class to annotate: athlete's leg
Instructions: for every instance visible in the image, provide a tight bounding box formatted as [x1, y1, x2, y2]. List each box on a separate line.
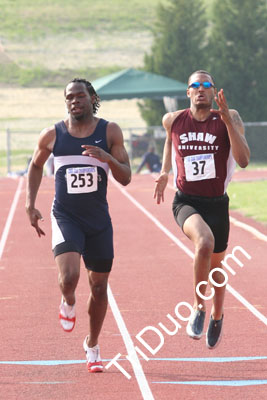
[56, 252, 81, 306]
[205, 251, 226, 348]
[86, 271, 110, 348]
[183, 213, 215, 311]
[209, 251, 226, 320]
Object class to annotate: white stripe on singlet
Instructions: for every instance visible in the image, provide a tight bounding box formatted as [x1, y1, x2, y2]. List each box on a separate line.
[224, 148, 236, 193]
[51, 207, 65, 249]
[171, 142, 178, 188]
[54, 155, 109, 176]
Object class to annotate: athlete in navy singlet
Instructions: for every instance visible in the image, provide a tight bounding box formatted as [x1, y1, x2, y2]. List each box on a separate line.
[154, 70, 250, 349]
[26, 78, 131, 372]
[52, 118, 113, 260]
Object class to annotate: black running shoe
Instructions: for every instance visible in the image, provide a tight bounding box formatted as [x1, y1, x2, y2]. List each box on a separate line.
[206, 314, 224, 349]
[186, 309, 206, 339]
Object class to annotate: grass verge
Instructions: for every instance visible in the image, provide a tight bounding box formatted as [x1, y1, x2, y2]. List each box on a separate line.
[228, 180, 267, 224]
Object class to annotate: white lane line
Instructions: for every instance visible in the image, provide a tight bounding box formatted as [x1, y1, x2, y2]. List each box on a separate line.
[229, 216, 267, 242]
[1, 178, 154, 397]
[0, 177, 23, 260]
[226, 285, 267, 325]
[111, 177, 267, 326]
[107, 285, 154, 400]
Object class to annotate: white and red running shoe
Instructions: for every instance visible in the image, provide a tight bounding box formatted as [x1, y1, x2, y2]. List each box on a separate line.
[59, 297, 76, 332]
[83, 336, 104, 373]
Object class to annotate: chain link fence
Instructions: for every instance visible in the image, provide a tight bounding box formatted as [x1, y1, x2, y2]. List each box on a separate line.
[1, 122, 266, 176]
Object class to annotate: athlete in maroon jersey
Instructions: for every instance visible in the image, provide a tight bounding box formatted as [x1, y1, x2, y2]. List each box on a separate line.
[154, 70, 250, 349]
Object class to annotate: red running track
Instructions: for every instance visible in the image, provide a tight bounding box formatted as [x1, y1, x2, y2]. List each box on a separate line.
[0, 174, 267, 400]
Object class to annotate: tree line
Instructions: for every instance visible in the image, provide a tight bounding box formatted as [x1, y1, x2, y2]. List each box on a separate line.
[140, 0, 267, 124]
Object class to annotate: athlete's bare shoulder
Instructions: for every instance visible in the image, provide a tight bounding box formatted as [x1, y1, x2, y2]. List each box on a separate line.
[38, 124, 56, 152]
[106, 120, 123, 143]
[229, 109, 245, 135]
[40, 124, 56, 136]
[229, 109, 243, 123]
[162, 109, 185, 131]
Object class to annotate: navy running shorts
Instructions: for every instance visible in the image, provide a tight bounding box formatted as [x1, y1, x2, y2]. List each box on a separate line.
[51, 212, 113, 273]
[172, 190, 230, 253]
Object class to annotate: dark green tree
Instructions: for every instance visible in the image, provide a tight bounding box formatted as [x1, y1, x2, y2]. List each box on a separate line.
[207, 0, 267, 121]
[139, 0, 209, 125]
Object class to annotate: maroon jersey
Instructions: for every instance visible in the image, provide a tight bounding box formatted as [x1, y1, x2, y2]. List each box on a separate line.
[171, 109, 236, 197]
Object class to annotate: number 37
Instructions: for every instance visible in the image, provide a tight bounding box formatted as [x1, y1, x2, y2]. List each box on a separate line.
[192, 160, 206, 176]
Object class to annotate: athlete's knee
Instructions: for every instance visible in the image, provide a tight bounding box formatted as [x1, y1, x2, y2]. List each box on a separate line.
[59, 269, 80, 289]
[90, 280, 108, 299]
[196, 235, 214, 258]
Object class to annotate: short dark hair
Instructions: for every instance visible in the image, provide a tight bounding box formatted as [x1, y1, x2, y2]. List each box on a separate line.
[188, 70, 215, 86]
[65, 78, 101, 114]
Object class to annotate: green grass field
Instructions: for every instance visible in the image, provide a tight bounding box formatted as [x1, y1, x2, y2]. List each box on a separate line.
[228, 180, 267, 224]
[0, 0, 165, 86]
[1, 0, 213, 41]
[0, 0, 214, 86]
[0, 0, 163, 39]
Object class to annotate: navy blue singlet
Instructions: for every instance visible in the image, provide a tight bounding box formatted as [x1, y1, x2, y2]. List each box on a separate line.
[52, 118, 111, 233]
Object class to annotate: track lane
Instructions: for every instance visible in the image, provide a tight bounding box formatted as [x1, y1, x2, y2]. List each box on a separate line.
[107, 174, 267, 399]
[0, 178, 145, 400]
[123, 174, 267, 324]
[1, 176, 267, 400]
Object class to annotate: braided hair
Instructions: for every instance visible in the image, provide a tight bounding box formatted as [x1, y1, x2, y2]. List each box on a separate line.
[65, 78, 101, 114]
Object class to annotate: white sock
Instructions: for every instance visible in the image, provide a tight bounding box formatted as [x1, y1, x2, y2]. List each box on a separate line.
[61, 297, 75, 317]
[84, 339, 101, 362]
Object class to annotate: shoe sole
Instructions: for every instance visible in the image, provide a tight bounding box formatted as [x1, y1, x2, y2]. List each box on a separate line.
[88, 363, 104, 373]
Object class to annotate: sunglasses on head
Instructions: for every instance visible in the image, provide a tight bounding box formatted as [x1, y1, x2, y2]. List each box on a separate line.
[188, 81, 214, 89]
